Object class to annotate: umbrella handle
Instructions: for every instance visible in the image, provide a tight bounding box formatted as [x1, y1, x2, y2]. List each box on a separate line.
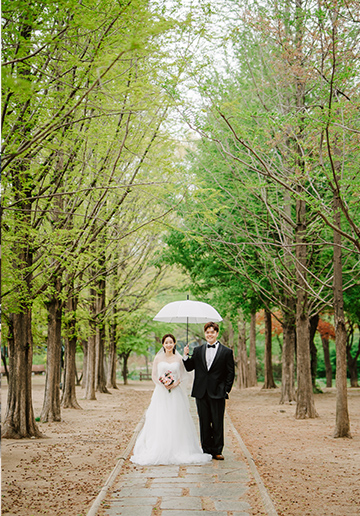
[186, 294, 189, 345]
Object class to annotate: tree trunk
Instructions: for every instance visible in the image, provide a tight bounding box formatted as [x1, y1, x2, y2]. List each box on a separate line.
[321, 337, 333, 388]
[85, 288, 97, 400]
[61, 295, 82, 409]
[40, 276, 63, 422]
[1, 345, 10, 383]
[95, 270, 110, 393]
[95, 322, 110, 393]
[121, 351, 131, 385]
[2, 20, 41, 438]
[333, 191, 351, 437]
[2, 309, 42, 439]
[262, 309, 276, 389]
[346, 348, 359, 388]
[227, 320, 235, 352]
[345, 322, 359, 388]
[81, 339, 88, 389]
[295, 197, 317, 419]
[106, 312, 118, 389]
[248, 312, 257, 387]
[85, 331, 96, 399]
[310, 314, 320, 389]
[290, 0, 317, 419]
[237, 318, 248, 389]
[280, 308, 296, 404]
[280, 182, 296, 403]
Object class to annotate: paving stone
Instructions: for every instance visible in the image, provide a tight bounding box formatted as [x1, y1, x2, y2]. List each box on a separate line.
[152, 477, 202, 487]
[104, 506, 153, 516]
[189, 484, 247, 499]
[108, 497, 158, 506]
[112, 487, 182, 498]
[146, 486, 184, 497]
[144, 466, 180, 477]
[161, 511, 228, 516]
[177, 474, 216, 483]
[112, 478, 148, 489]
[214, 499, 252, 511]
[100, 406, 261, 516]
[215, 460, 241, 468]
[160, 496, 203, 510]
[183, 466, 214, 474]
[217, 469, 249, 483]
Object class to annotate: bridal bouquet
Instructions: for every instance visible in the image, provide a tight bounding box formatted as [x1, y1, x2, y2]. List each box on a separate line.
[159, 371, 175, 393]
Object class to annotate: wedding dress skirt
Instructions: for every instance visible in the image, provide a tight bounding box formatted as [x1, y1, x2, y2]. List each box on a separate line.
[130, 360, 212, 465]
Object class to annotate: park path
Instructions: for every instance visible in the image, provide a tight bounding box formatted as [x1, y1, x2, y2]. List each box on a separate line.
[87, 398, 278, 516]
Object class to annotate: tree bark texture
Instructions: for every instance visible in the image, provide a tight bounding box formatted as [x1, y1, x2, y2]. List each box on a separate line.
[333, 193, 351, 437]
[248, 312, 257, 387]
[2, 309, 42, 438]
[85, 288, 97, 400]
[94, 261, 110, 392]
[346, 343, 359, 388]
[280, 309, 296, 404]
[295, 197, 317, 419]
[85, 331, 97, 399]
[345, 322, 359, 388]
[262, 309, 276, 389]
[321, 337, 333, 388]
[237, 319, 248, 389]
[280, 183, 296, 403]
[106, 314, 118, 389]
[40, 276, 63, 422]
[61, 296, 81, 409]
[2, 20, 41, 438]
[121, 351, 130, 385]
[95, 323, 110, 393]
[81, 339, 88, 389]
[2, 345, 10, 383]
[310, 314, 320, 389]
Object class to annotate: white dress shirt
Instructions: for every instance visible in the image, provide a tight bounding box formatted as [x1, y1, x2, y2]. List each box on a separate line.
[206, 341, 219, 370]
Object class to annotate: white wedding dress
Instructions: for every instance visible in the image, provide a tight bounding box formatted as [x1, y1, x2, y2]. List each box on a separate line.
[130, 357, 212, 465]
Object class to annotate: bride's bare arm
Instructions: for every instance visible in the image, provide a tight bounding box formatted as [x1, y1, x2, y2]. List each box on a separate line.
[151, 356, 161, 385]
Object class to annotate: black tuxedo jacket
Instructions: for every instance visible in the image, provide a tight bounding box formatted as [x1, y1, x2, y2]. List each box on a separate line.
[183, 342, 235, 400]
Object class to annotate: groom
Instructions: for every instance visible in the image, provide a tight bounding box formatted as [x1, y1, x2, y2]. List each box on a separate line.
[183, 322, 235, 460]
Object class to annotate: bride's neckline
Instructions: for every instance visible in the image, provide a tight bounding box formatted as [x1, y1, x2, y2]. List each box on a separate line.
[159, 358, 179, 364]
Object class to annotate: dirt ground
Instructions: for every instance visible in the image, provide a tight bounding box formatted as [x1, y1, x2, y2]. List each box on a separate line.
[1, 376, 359, 516]
[228, 387, 360, 516]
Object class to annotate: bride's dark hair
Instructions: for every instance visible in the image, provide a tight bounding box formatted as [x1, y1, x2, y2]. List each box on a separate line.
[162, 333, 176, 354]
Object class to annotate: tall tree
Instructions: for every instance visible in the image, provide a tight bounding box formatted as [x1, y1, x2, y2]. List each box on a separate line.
[262, 309, 276, 389]
[2, 4, 41, 437]
[2, 0, 187, 437]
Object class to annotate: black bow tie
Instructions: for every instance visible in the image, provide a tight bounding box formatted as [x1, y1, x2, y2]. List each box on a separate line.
[207, 344, 216, 349]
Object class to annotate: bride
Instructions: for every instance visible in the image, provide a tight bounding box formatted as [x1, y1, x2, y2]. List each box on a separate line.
[130, 333, 212, 465]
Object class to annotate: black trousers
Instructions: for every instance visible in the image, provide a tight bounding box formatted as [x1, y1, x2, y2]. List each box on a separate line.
[196, 392, 225, 456]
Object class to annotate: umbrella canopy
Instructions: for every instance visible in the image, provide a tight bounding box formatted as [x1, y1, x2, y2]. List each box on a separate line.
[153, 300, 222, 324]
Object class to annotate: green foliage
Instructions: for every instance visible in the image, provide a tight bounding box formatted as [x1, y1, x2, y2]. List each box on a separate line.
[116, 311, 153, 356]
[1, 0, 192, 362]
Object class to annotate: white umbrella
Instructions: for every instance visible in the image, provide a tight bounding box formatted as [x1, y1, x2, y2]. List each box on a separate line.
[153, 300, 222, 344]
[153, 300, 222, 324]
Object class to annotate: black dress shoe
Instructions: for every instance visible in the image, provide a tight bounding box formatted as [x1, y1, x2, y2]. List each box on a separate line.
[212, 454, 224, 460]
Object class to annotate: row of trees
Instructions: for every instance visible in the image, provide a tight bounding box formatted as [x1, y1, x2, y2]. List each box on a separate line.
[161, 0, 360, 438]
[1, 0, 190, 438]
[2, 0, 359, 442]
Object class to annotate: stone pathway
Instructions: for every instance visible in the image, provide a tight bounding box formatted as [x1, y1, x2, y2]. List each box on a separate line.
[95, 399, 258, 516]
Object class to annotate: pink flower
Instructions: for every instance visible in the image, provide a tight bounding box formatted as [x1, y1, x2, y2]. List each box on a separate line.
[159, 371, 175, 392]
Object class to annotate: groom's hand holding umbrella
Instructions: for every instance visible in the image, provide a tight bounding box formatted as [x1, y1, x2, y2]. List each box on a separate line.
[184, 344, 190, 357]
